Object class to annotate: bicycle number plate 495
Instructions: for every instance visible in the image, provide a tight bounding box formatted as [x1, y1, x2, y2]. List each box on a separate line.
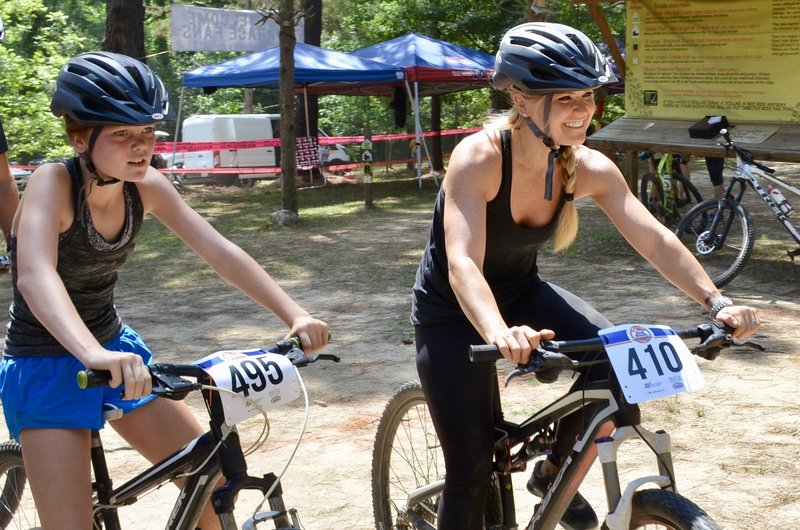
[599, 324, 705, 404]
[194, 349, 302, 426]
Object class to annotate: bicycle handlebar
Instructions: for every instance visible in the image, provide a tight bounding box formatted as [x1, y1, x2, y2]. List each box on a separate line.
[719, 129, 775, 175]
[77, 338, 340, 398]
[469, 322, 763, 385]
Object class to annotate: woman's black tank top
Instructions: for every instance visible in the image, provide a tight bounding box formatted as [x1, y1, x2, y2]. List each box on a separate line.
[411, 129, 564, 325]
[4, 157, 144, 356]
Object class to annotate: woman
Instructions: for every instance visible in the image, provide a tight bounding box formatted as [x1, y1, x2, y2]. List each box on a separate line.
[411, 23, 760, 530]
[0, 52, 329, 530]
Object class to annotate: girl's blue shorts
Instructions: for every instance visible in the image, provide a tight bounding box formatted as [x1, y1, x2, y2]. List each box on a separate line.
[0, 325, 157, 441]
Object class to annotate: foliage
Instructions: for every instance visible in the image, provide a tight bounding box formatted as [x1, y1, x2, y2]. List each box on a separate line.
[0, 1, 103, 162]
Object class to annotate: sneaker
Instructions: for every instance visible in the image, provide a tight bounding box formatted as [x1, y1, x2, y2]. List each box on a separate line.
[526, 460, 599, 530]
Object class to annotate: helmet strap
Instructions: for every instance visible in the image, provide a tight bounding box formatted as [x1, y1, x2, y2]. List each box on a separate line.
[83, 127, 120, 187]
[523, 93, 560, 201]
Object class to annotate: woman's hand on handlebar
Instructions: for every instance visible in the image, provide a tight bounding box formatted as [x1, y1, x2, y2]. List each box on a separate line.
[287, 315, 330, 354]
[487, 326, 555, 365]
[715, 305, 760, 340]
[80, 348, 152, 400]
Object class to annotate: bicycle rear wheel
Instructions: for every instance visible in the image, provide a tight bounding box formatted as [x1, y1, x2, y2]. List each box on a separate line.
[675, 198, 754, 288]
[0, 441, 38, 530]
[624, 488, 721, 529]
[372, 380, 444, 530]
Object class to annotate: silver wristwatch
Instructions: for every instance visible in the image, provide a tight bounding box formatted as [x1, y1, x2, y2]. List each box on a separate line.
[709, 296, 733, 319]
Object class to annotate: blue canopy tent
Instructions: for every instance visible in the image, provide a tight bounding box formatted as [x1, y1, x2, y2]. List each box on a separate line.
[183, 42, 405, 90]
[181, 42, 405, 143]
[350, 34, 496, 185]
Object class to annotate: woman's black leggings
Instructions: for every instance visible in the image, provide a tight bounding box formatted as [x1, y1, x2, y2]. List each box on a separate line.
[415, 281, 613, 530]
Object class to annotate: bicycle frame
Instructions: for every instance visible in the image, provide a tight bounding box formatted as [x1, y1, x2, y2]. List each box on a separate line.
[91, 390, 298, 530]
[401, 384, 678, 530]
[653, 153, 679, 206]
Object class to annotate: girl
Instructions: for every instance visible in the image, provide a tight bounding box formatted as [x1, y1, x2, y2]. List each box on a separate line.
[411, 23, 760, 530]
[0, 51, 329, 530]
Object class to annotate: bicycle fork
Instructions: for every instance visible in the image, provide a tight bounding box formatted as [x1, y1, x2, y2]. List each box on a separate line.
[596, 425, 676, 530]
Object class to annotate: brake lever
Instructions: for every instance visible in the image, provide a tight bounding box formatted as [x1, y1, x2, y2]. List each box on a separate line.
[691, 323, 765, 360]
[286, 348, 341, 367]
[503, 351, 575, 386]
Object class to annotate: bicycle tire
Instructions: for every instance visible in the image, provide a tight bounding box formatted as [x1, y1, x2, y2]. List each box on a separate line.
[675, 198, 754, 287]
[372, 380, 443, 530]
[371, 380, 504, 530]
[625, 488, 722, 530]
[0, 441, 37, 530]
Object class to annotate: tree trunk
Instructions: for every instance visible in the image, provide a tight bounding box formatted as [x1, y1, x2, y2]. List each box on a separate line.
[430, 95, 443, 172]
[296, 0, 321, 138]
[279, 0, 298, 213]
[104, 0, 145, 59]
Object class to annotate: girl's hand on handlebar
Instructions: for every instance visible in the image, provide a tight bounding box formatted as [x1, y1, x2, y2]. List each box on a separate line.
[287, 315, 330, 354]
[81, 349, 152, 400]
[715, 305, 760, 340]
[488, 326, 555, 365]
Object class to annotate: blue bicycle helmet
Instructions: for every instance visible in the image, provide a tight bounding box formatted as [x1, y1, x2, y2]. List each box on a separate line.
[493, 22, 616, 94]
[51, 51, 169, 126]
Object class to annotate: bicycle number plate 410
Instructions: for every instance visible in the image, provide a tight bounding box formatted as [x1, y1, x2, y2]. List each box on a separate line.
[194, 349, 302, 426]
[599, 324, 705, 404]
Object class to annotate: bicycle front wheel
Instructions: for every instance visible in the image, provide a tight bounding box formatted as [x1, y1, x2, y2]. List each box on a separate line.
[675, 198, 754, 288]
[0, 441, 38, 530]
[372, 380, 444, 530]
[625, 488, 722, 529]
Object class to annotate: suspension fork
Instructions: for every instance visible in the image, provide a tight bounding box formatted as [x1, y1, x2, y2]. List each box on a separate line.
[597, 426, 676, 530]
[706, 180, 745, 247]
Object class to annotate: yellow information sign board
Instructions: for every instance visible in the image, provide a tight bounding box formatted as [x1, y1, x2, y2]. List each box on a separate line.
[625, 0, 800, 122]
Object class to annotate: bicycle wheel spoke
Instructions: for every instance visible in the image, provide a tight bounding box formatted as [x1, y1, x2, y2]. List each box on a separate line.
[374, 381, 445, 529]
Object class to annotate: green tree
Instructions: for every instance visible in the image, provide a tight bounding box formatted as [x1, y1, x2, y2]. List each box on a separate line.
[0, 1, 102, 163]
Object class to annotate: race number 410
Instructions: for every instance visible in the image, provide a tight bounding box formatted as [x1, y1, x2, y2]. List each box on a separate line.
[600, 324, 705, 404]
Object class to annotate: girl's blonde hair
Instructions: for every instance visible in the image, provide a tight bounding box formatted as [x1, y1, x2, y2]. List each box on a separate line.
[485, 94, 580, 252]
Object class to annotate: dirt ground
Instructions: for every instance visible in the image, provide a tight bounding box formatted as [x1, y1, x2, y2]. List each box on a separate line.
[0, 159, 798, 529]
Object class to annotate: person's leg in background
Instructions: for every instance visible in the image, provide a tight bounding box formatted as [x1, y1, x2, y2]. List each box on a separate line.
[705, 156, 725, 198]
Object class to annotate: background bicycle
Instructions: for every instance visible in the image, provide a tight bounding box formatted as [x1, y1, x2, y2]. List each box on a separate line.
[639, 152, 703, 227]
[675, 129, 800, 287]
[0, 339, 339, 529]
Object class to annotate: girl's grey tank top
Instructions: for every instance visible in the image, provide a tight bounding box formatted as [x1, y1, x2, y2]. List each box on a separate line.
[4, 157, 144, 356]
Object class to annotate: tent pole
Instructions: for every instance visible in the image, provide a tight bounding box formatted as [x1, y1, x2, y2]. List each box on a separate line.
[166, 86, 185, 185]
[405, 80, 427, 188]
[413, 82, 436, 188]
[303, 85, 314, 185]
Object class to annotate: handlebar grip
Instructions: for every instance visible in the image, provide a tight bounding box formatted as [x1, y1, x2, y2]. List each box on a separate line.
[468, 344, 503, 362]
[77, 369, 112, 389]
